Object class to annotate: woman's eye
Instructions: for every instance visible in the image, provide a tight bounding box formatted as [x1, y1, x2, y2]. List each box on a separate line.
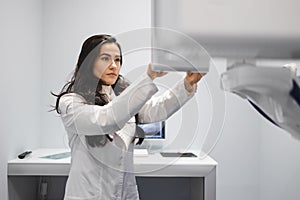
[115, 58, 121, 63]
[101, 56, 110, 61]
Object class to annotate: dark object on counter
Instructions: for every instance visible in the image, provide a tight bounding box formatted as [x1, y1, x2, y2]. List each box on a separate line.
[18, 151, 32, 159]
[160, 152, 197, 157]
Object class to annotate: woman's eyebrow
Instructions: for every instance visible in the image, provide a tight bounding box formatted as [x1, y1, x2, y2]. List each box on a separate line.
[99, 53, 121, 57]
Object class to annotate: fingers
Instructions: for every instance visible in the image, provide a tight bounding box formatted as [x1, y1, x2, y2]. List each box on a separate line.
[186, 71, 206, 76]
[148, 63, 152, 70]
[185, 72, 206, 85]
[157, 71, 168, 77]
[186, 71, 192, 75]
[147, 63, 167, 80]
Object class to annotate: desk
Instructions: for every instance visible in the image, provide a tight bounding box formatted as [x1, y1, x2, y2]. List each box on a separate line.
[8, 149, 217, 200]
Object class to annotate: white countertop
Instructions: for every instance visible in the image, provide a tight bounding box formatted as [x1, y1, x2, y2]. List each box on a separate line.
[8, 148, 217, 177]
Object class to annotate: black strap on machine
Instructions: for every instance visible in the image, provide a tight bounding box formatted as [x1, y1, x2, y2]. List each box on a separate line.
[290, 79, 300, 106]
[248, 100, 279, 128]
[105, 134, 113, 142]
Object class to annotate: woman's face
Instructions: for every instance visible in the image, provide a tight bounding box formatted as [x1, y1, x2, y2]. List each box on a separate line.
[93, 43, 121, 85]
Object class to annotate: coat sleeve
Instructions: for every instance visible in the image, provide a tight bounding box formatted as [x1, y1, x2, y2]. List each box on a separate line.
[138, 79, 195, 124]
[59, 73, 158, 135]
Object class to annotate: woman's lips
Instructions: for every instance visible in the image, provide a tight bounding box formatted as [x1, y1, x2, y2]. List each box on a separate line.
[106, 73, 117, 76]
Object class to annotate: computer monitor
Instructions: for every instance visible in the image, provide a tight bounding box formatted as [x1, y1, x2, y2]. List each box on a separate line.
[137, 121, 165, 139]
[135, 121, 165, 151]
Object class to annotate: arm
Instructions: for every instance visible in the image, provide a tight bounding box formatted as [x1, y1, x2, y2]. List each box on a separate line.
[138, 72, 204, 123]
[59, 73, 158, 136]
[137, 79, 195, 123]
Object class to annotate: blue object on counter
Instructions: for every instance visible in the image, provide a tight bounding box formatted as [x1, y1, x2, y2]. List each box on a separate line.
[40, 152, 71, 160]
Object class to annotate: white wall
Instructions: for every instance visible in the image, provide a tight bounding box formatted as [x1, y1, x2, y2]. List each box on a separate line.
[0, 0, 42, 199]
[41, 0, 152, 147]
[209, 85, 261, 200]
[259, 123, 300, 200]
[257, 60, 300, 200]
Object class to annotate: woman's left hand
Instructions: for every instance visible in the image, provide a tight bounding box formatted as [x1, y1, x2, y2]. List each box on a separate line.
[185, 72, 206, 85]
[184, 72, 206, 93]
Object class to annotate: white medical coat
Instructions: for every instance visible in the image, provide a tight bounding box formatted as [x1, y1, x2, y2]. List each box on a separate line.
[59, 73, 195, 200]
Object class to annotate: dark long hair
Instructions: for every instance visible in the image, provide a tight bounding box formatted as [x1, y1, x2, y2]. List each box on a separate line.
[53, 34, 123, 111]
[52, 34, 144, 147]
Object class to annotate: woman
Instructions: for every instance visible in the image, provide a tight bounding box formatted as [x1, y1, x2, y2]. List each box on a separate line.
[53, 34, 204, 200]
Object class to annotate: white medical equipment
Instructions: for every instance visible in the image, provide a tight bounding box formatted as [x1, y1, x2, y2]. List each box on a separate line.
[151, 27, 210, 73]
[221, 63, 300, 140]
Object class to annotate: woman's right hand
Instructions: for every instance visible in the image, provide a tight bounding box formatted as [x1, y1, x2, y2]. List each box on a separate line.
[147, 63, 168, 80]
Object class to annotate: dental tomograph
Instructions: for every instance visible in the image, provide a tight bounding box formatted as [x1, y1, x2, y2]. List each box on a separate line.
[220, 62, 300, 140]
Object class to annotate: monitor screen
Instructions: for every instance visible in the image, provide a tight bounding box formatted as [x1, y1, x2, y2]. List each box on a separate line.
[137, 121, 165, 139]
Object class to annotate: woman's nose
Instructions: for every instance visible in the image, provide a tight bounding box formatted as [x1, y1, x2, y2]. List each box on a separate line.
[110, 60, 118, 68]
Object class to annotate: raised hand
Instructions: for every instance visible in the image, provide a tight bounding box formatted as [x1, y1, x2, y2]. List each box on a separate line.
[185, 72, 206, 85]
[184, 72, 206, 93]
[147, 63, 168, 80]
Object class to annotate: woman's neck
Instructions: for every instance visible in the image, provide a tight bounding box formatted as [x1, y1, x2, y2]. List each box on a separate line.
[101, 85, 112, 95]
